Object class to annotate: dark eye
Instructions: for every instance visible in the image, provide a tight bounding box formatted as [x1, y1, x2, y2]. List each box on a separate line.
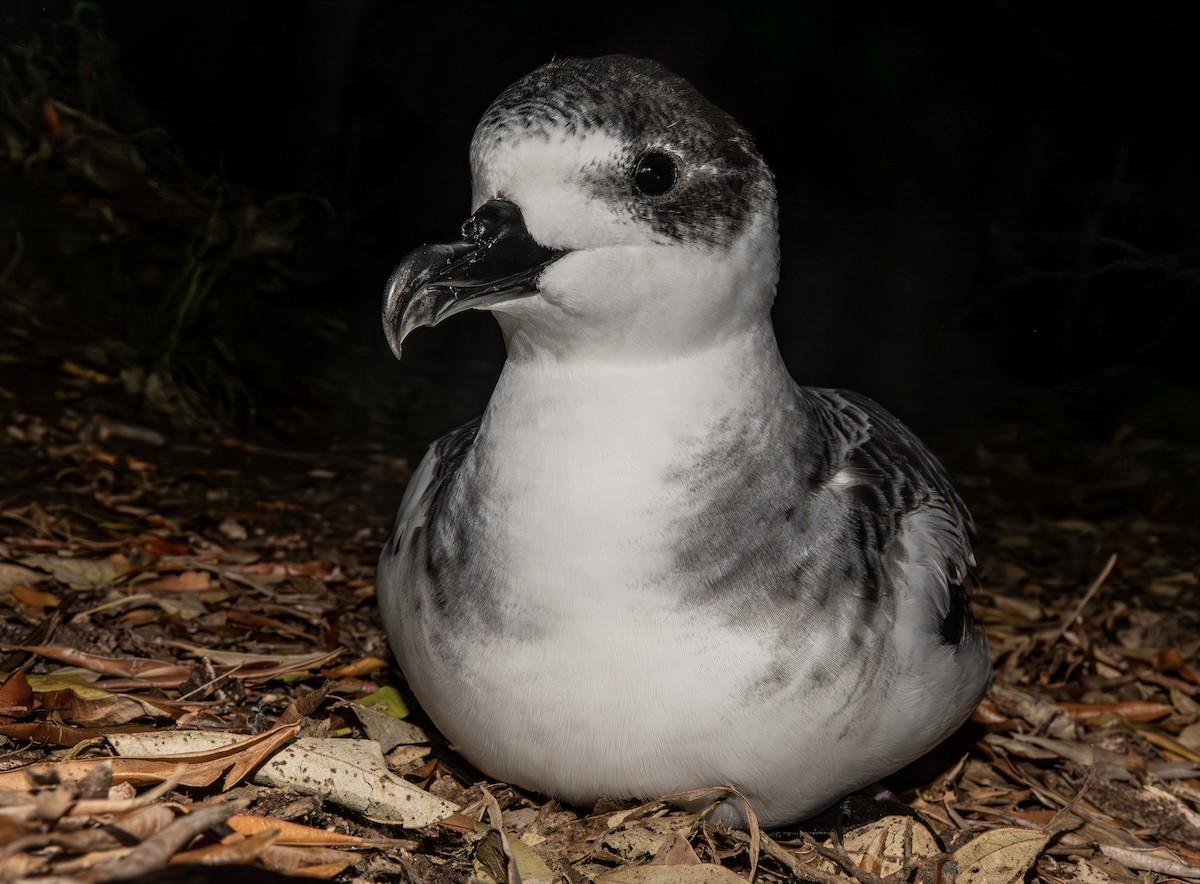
[633, 152, 677, 197]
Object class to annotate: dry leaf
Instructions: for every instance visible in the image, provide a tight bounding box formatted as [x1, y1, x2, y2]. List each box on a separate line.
[11, 584, 61, 607]
[0, 723, 302, 791]
[831, 815, 941, 878]
[341, 700, 428, 752]
[0, 669, 35, 713]
[322, 656, 390, 678]
[474, 824, 555, 884]
[595, 864, 746, 883]
[1098, 843, 1200, 878]
[954, 827, 1049, 884]
[225, 815, 373, 846]
[12, 553, 120, 588]
[1058, 700, 1174, 722]
[119, 728, 457, 828]
[651, 832, 702, 866]
[138, 570, 213, 592]
[0, 563, 44, 592]
[19, 645, 193, 684]
[253, 736, 458, 828]
[38, 688, 176, 725]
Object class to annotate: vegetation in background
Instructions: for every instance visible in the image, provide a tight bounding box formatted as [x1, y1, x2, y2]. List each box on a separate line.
[0, 1, 341, 433]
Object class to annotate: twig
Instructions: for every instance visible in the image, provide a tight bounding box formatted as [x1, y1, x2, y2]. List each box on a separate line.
[84, 796, 250, 881]
[1051, 553, 1117, 643]
[1046, 762, 1095, 833]
[727, 830, 842, 884]
[795, 831, 889, 884]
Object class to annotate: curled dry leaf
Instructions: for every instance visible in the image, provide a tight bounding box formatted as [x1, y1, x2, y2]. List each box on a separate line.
[18, 645, 193, 684]
[0, 722, 302, 791]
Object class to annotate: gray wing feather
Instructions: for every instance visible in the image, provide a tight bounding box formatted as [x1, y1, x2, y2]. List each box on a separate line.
[799, 386, 981, 658]
[384, 416, 482, 560]
[802, 387, 974, 573]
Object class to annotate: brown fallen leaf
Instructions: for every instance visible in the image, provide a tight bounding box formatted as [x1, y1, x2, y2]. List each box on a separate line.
[0, 562, 44, 592]
[650, 832, 702, 866]
[225, 815, 374, 846]
[954, 827, 1050, 884]
[1057, 700, 1174, 722]
[138, 570, 213, 592]
[242, 559, 331, 578]
[252, 736, 459, 828]
[171, 828, 280, 866]
[260, 844, 362, 872]
[0, 669, 35, 714]
[818, 816, 941, 879]
[11, 584, 61, 608]
[165, 643, 343, 683]
[39, 688, 178, 725]
[97, 801, 177, 836]
[287, 860, 358, 879]
[138, 536, 194, 558]
[18, 645, 193, 684]
[1098, 843, 1200, 878]
[972, 695, 1011, 725]
[1157, 648, 1200, 685]
[322, 655, 390, 679]
[11, 553, 121, 588]
[1140, 729, 1200, 762]
[0, 722, 300, 791]
[0, 720, 159, 748]
[594, 865, 746, 883]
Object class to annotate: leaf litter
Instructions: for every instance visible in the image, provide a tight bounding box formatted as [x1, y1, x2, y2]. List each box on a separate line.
[2, 381, 1200, 882]
[2, 375, 1200, 881]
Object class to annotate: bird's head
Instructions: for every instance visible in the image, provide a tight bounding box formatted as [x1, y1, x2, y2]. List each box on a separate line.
[384, 55, 779, 363]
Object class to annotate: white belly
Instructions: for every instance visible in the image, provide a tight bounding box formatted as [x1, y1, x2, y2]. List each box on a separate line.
[378, 344, 987, 827]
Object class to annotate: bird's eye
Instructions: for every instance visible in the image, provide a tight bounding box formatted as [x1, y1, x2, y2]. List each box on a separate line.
[633, 152, 677, 197]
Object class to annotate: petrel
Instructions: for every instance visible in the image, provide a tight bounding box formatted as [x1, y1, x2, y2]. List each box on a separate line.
[377, 55, 990, 828]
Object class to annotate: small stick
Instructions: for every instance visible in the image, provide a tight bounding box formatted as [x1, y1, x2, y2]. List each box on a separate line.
[1051, 553, 1117, 644]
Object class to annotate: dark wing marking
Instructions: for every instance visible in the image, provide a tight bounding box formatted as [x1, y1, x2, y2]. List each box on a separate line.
[385, 415, 482, 558]
[801, 388, 978, 647]
[937, 582, 976, 646]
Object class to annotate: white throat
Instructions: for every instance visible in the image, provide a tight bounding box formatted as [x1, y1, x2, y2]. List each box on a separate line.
[456, 322, 793, 602]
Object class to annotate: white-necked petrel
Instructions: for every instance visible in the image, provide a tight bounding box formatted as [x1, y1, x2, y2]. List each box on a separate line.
[378, 55, 991, 828]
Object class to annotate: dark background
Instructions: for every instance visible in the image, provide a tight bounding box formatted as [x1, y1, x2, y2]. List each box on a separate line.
[3, 0, 1198, 480]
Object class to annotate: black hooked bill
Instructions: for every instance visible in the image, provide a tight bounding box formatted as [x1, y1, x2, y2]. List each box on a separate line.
[382, 200, 565, 359]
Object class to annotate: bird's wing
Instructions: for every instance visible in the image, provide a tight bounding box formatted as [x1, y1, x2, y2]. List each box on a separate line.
[382, 415, 482, 562]
[801, 387, 978, 645]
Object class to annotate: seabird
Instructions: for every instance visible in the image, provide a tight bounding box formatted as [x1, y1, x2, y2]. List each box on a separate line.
[377, 55, 991, 828]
